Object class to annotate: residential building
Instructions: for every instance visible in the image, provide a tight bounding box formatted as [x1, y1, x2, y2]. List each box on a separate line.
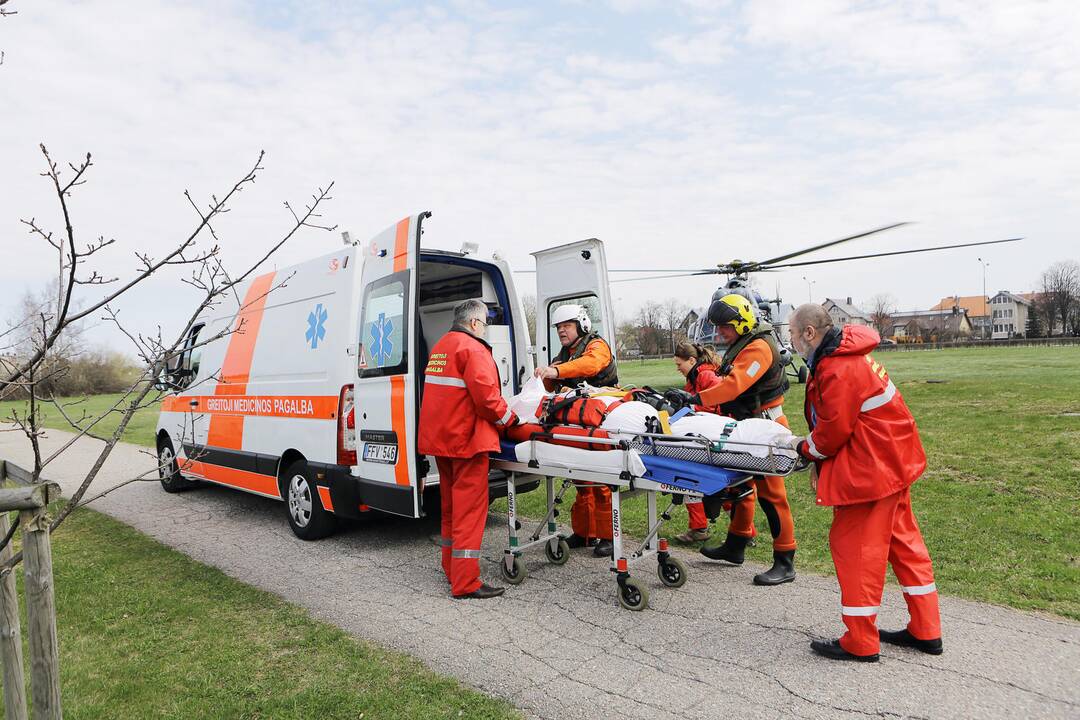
[822, 297, 870, 327]
[889, 309, 973, 341]
[930, 295, 990, 337]
[988, 290, 1032, 339]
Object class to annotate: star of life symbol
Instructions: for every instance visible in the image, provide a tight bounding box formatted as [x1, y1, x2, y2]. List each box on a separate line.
[306, 303, 327, 349]
[370, 312, 394, 366]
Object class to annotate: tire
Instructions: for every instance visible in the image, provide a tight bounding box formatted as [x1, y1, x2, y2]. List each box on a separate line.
[282, 459, 336, 540]
[500, 556, 528, 585]
[618, 577, 649, 611]
[797, 365, 809, 384]
[158, 437, 198, 493]
[658, 557, 688, 588]
[545, 538, 571, 566]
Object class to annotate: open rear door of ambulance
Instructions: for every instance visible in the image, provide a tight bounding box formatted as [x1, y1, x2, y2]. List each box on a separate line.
[532, 239, 617, 366]
[354, 212, 430, 518]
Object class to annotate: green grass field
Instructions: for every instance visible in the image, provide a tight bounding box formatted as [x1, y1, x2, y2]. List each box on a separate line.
[12, 507, 519, 720]
[511, 346, 1080, 620]
[3, 346, 1078, 622]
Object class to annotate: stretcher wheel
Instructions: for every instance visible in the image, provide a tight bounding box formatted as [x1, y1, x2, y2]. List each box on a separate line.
[658, 557, 688, 588]
[545, 538, 571, 565]
[618, 578, 649, 611]
[500, 556, 527, 585]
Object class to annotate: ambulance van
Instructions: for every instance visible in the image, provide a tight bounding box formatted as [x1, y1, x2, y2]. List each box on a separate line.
[155, 213, 616, 539]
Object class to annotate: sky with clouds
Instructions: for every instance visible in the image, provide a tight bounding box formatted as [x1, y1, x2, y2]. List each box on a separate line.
[3, 0, 1079, 350]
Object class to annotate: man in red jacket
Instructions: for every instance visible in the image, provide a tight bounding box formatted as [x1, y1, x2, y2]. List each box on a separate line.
[789, 304, 942, 662]
[419, 299, 519, 600]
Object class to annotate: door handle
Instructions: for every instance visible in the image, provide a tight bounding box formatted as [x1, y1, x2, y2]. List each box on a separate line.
[189, 399, 199, 408]
[500, 357, 509, 386]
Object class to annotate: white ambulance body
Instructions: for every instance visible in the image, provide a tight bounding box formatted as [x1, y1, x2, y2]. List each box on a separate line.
[155, 212, 616, 539]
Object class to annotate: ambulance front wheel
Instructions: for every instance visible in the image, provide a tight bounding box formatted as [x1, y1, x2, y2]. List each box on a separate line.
[282, 459, 336, 540]
[157, 436, 198, 493]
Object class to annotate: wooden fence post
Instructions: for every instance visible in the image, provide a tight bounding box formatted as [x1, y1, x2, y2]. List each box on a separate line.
[0, 509, 29, 720]
[18, 482, 63, 720]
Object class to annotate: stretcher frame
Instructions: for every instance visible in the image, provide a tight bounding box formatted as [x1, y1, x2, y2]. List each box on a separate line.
[491, 430, 768, 610]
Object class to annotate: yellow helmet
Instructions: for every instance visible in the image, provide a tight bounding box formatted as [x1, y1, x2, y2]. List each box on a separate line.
[707, 293, 758, 336]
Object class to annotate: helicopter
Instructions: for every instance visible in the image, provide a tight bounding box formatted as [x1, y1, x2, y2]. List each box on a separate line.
[609, 223, 1021, 383]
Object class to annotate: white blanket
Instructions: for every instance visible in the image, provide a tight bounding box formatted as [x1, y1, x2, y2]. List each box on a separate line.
[514, 440, 647, 477]
[600, 401, 659, 433]
[670, 414, 796, 459]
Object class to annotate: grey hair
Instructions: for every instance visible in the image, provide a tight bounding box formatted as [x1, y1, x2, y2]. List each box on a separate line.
[790, 303, 834, 332]
[453, 298, 488, 326]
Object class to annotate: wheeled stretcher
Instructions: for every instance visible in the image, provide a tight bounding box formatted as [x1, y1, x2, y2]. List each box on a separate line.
[490, 431, 807, 610]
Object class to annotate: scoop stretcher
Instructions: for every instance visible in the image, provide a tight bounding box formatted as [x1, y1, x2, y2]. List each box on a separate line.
[490, 430, 806, 610]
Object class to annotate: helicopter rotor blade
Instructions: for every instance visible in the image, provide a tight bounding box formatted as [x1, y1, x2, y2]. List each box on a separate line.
[754, 222, 912, 268]
[610, 270, 721, 283]
[759, 237, 1022, 271]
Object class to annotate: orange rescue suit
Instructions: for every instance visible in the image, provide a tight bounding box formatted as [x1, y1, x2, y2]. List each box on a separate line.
[546, 335, 616, 540]
[696, 338, 796, 552]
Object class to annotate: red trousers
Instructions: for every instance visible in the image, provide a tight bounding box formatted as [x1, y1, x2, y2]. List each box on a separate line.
[830, 486, 941, 656]
[436, 453, 490, 596]
[726, 414, 796, 551]
[686, 499, 756, 536]
[570, 484, 613, 540]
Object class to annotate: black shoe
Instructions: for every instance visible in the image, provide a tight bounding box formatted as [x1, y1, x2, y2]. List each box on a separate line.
[565, 533, 598, 549]
[810, 638, 879, 663]
[700, 532, 750, 564]
[753, 550, 796, 586]
[879, 628, 943, 655]
[453, 583, 506, 600]
[592, 539, 614, 558]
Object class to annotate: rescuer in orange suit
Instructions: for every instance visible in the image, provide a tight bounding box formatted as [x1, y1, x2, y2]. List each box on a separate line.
[789, 304, 942, 662]
[671, 341, 756, 546]
[534, 303, 619, 558]
[665, 293, 796, 585]
[419, 299, 519, 599]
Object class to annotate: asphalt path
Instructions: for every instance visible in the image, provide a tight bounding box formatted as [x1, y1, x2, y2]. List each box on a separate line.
[2, 428, 1077, 719]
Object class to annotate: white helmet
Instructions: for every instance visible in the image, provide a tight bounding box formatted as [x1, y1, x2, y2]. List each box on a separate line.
[551, 303, 592, 333]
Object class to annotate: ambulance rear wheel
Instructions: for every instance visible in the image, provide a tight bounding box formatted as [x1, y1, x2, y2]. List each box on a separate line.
[545, 538, 570, 565]
[283, 460, 336, 541]
[618, 577, 648, 611]
[500, 556, 527, 585]
[158, 437, 197, 493]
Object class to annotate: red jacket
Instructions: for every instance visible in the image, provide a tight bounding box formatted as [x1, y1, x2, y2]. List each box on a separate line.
[418, 329, 516, 459]
[797, 325, 926, 506]
[684, 362, 722, 413]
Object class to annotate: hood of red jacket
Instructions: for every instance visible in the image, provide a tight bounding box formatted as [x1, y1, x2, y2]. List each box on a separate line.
[833, 325, 881, 356]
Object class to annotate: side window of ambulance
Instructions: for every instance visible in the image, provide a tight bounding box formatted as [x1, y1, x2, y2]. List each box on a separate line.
[547, 295, 603, 358]
[173, 323, 203, 389]
[359, 272, 408, 378]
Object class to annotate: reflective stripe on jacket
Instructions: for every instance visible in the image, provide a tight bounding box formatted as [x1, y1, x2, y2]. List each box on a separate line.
[798, 325, 927, 506]
[418, 329, 515, 458]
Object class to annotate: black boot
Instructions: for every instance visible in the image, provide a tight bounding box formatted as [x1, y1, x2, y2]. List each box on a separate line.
[810, 638, 879, 663]
[879, 628, 943, 655]
[753, 550, 795, 585]
[565, 533, 598, 549]
[700, 532, 750, 564]
[592, 539, 614, 558]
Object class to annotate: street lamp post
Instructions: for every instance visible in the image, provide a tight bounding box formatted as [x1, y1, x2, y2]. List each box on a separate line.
[977, 257, 990, 339]
[802, 276, 816, 303]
